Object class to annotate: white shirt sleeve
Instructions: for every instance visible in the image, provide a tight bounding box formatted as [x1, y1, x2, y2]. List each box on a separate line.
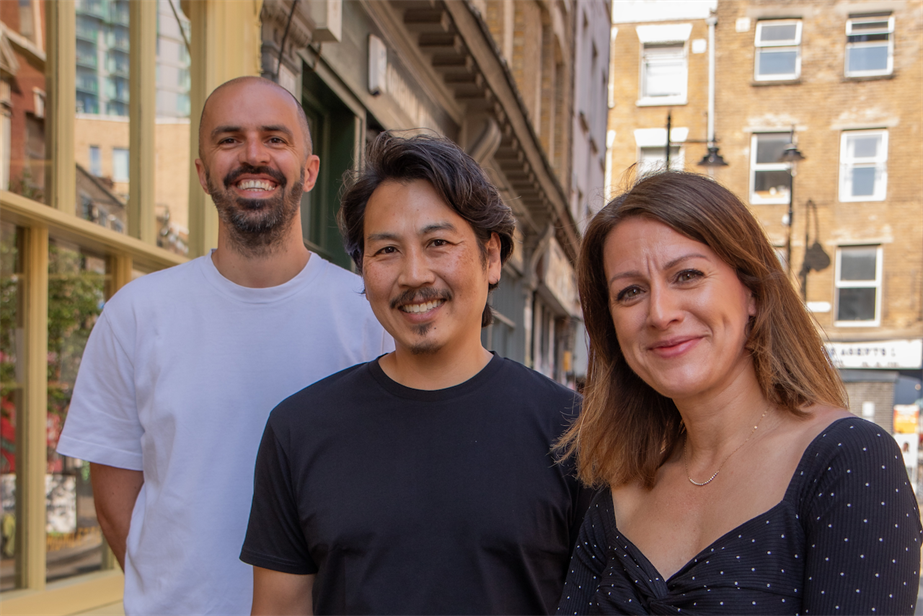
[57, 307, 144, 471]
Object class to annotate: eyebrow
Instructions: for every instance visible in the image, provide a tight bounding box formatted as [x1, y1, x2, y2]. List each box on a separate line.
[365, 222, 458, 244]
[210, 124, 295, 140]
[607, 252, 709, 285]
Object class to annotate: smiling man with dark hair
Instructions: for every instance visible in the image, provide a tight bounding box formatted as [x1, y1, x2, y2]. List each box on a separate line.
[56, 77, 390, 615]
[242, 132, 592, 615]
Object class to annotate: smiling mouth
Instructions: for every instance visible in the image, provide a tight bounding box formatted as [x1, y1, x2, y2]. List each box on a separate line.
[236, 179, 277, 191]
[399, 299, 446, 314]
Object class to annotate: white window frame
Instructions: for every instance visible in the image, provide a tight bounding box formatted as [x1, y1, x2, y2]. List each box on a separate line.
[839, 129, 888, 202]
[834, 245, 882, 326]
[635, 23, 691, 106]
[638, 41, 687, 105]
[754, 19, 802, 81]
[749, 132, 791, 205]
[845, 15, 894, 77]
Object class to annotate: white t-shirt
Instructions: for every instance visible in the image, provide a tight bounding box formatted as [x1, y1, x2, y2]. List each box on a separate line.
[57, 253, 391, 615]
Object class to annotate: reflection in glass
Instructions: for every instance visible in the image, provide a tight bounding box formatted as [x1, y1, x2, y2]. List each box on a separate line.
[1, 0, 49, 202]
[45, 242, 107, 583]
[841, 247, 877, 281]
[75, 0, 131, 231]
[155, 0, 192, 255]
[0, 223, 23, 592]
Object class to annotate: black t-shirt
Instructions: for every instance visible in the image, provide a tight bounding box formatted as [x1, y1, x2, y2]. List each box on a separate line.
[241, 355, 593, 615]
[556, 417, 922, 615]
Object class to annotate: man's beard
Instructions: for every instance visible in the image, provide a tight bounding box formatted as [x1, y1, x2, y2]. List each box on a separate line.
[206, 163, 305, 256]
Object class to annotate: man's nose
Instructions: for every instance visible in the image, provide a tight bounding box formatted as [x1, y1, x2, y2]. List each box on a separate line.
[241, 138, 270, 166]
[398, 248, 436, 288]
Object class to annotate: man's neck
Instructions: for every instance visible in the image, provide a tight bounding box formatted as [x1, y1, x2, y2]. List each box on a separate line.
[211, 228, 310, 288]
[378, 343, 494, 391]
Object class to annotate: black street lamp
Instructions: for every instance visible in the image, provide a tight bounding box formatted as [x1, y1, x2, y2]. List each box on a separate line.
[779, 125, 805, 273]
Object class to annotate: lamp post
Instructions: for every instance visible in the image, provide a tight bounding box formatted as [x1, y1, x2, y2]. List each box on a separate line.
[779, 125, 805, 274]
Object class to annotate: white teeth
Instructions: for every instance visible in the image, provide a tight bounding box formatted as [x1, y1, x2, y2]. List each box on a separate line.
[400, 300, 443, 314]
[237, 179, 275, 191]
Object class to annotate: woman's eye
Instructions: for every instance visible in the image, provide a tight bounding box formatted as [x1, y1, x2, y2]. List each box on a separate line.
[616, 286, 642, 302]
[676, 269, 703, 283]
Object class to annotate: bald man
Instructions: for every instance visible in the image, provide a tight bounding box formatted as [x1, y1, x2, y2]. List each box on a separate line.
[57, 77, 391, 615]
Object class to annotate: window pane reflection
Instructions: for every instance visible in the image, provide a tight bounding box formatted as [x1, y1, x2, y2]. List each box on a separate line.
[155, 0, 192, 255]
[76, 0, 131, 232]
[46, 241, 107, 583]
[2, 0, 49, 203]
[0, 223, 24, 592]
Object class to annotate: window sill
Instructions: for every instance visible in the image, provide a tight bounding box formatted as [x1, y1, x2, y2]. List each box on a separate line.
[751, 78, 802, 87]
[636, 97, 687, 107]
[843, 72, 894, 82]
[838, 196, 887, 203]
[833, 320, 882, 328]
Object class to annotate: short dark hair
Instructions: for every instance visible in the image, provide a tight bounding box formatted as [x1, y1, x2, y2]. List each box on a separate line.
[557, 171, 847, 489]
[339, 131, 515, 327]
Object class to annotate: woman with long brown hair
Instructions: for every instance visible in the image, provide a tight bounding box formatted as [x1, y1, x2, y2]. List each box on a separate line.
[556, 171, 920, 614]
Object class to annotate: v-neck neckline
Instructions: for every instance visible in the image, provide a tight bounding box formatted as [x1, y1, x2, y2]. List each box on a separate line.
[610, 417, 856, 585]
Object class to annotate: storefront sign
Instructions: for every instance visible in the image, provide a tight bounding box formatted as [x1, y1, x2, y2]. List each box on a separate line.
[893, 404, 919, 435]
[825, 339, 922, 369]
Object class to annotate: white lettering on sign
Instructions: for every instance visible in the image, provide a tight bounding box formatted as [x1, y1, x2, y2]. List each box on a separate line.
[825, 339, 922, 369]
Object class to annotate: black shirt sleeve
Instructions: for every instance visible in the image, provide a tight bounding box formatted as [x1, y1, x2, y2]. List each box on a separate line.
[557, 489, 613, 615]
[240, 417, 317, 575]
[801, 421, 922, 615]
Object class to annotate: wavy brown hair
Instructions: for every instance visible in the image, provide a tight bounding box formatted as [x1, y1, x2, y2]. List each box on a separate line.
[557, 171, 847, 489]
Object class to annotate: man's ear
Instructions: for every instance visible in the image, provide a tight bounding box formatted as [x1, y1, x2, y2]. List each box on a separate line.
[486, 233, 502, 285]
[301, 155, 321, 193]
[194, 159, 209, 194]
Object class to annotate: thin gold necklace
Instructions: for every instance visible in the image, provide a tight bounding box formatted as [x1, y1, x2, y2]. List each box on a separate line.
[683, 406, 771, 487]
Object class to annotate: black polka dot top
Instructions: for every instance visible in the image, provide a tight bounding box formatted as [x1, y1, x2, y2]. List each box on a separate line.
[556, 417, 922, 615]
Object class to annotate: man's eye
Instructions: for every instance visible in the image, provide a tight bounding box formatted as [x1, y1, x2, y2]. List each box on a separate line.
[375, 246, 397, 255]
[430, 239, 448, 247]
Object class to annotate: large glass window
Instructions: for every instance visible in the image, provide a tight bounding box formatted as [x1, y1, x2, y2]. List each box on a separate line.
[835, 246, 881, 324]
[846, 15, 893, 77]
[839, 130, 888, 202]
[755, 20, 802, 81]
[45, 241, 107, 583]
[750, 133, 791, 204]
[0, 223, 23, 592]
[154, 0, 192, 255]
[639, 42, 686, 103]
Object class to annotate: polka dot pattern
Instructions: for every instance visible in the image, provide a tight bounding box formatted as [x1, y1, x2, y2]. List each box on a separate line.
[556, 418, 922, 614]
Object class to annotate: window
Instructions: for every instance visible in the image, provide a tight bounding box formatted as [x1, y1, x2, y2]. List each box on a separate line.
[755, 20, 802, 81]
[88, 145, 101, 175]
[750, 133, 791, 204]
[640, 42, 687, 103]
[638, 145, 683, 175]
[846, 15, 893, 77]
[112, 147, 129, 182]
[835, 246, 881, 324]
[839, 130, 887, 202]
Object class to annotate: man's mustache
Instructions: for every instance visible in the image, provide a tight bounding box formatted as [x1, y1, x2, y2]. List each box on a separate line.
[390, 287, 452, 310]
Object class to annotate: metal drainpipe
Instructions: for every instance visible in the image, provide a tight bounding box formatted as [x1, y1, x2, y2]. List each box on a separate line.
[706, 15, 717, 175]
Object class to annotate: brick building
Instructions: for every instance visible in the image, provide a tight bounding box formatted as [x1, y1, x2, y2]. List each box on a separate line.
[712, 0, 923, 431]
[607, 0, 923, 432]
